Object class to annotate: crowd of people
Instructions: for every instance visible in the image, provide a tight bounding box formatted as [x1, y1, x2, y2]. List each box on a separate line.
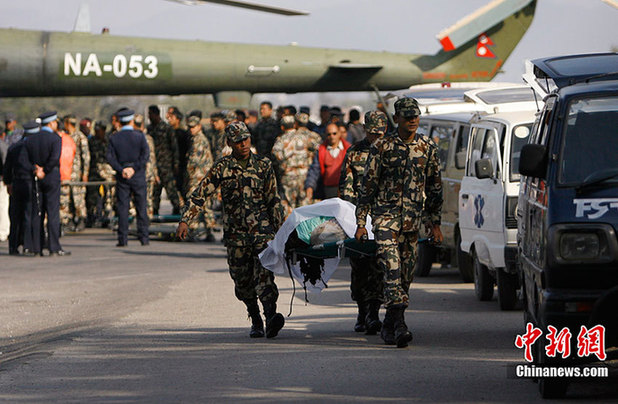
[1, 98, 443, 348]
[0, 102, 376, 252]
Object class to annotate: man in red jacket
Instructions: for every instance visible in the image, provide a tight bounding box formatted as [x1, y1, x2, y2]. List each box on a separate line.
[304, 123, 350, 201]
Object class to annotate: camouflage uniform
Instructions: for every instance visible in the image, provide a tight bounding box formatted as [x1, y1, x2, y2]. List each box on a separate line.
[339, 112, 389, 310]
[181, 122, 285, 336]
[148, 120, 181, 213]
[252, 116, 280, 158]
[69, 129, 90, 221]
[338, 111, 387, 333]
[356, 102, 443, 310]
[184, 117, 215, 230]
[145, 133, 158, 218]
[205, 127, 226, 163]
[271, 118, 321, 210]
[88, 132, 116, 220]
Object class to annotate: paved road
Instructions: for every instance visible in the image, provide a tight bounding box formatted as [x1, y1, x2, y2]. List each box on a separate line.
[0, 230, 615, 402]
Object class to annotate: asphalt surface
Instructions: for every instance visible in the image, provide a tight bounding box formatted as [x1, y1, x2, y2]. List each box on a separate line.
[0, 228, 616, 402]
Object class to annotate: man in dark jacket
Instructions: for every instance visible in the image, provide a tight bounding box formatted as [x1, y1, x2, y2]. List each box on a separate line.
[107, 108, 150, 247]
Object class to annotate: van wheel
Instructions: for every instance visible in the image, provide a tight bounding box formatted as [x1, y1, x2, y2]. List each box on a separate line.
[456, 232, 473, 283]
[538, 377, 569, 398]
[416, 243, 436, 277]
[536, 340, 569, 398]
[473, 252, 494, 301]
[497, 268, 519, 310]
[522, 277, 533, 324]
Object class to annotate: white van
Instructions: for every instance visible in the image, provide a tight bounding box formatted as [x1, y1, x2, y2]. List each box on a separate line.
[458, 109, 538, 310]
[412, 85, 538, 281]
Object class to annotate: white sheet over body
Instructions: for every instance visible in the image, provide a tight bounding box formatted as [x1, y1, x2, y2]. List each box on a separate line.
[259, 198, 373, 292]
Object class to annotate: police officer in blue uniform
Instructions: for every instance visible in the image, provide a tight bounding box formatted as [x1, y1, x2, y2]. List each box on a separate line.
[107, 108, 150, 246]
[3, 121, 39, 255]
[26, 111, 70, 256]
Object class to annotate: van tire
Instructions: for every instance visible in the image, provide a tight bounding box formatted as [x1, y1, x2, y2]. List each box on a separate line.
[536, 338, 569, 398]
[473, 252, 494, 301]
[497, 268, 518, 310]
[456, 232, 473, 282]
[416, 243, 436, 277]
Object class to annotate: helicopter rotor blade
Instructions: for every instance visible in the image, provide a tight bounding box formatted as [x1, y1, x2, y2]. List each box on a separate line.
[169, 0, 309, 16]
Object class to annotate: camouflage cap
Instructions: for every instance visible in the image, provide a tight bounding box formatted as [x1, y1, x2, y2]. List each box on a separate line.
[134, 113, 144, 126]
[281, 115, 295, 128]
[225, 121, 251, 142]
[295, 112, 309, 125]
[394, 97, 421, 118]
[224, 110, 237, 123]
[187, 115, 201, 128]
[364, 110, 388, 135]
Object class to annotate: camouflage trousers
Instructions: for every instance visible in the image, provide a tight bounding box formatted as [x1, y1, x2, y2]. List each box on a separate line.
[59, 184, 72, 226]
[87, 182, 114, 218]
[375, 229, 418, 308]
[153, 167, 181, 213]
[226, 243, 279, 304]
[349, 255, 383, 303]
[281, 173, 308, 210]
[72, 185, 87, 218]
[59, 183, 87, 225]
[146, 178, 155, 218]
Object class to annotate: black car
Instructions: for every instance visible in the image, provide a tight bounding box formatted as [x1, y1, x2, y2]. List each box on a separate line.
[518, 52, 618, 398]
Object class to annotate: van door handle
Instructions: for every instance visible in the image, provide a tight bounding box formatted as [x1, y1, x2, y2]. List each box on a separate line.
[461, 194, 469, 200]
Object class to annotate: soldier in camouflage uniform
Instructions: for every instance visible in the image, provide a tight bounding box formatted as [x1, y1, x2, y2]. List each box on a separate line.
[147, 105, 181, 215]
[87, 121, 114, 225]
[355, 98, 443, 348]
[271, 113, 321, 211]
[252, 101, 280, 159]
[184, 115, 216, 240]
[177, 121, 285, 339]
[64, 115, 90, 231]
[135, 114, 159, 218]
[205, 111, 227, 163]
[339, 111, 388, 335]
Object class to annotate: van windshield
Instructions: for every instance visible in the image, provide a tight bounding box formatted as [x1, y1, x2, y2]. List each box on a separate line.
[559, 96, 618, 185]
[510, 123, 532, 182]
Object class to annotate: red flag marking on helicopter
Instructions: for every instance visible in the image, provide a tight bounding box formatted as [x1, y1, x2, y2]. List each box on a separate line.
[476, 33, 496, 58]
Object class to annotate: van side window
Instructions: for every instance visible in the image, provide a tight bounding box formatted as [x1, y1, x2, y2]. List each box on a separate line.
[429, 125, 453, 171]
[468, 127, 486, 177]
[538, 97, 555, 146]
[482, 129, 499, 175]
[456, 124, 470, 155]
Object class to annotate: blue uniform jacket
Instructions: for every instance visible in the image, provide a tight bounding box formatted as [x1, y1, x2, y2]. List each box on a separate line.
[106, 127, 149, 179]
[25, 127, 61, 181]
[3, 139, 34, 185]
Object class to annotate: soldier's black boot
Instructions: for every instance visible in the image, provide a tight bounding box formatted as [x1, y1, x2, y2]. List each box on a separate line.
[263, 301, 285, 338]
[364, 300, 382, 335]
[246, 301, 264, 338]
[354, 301, 367, 332]
[393, 306, 413, 348]
[381, 307, 396, 345]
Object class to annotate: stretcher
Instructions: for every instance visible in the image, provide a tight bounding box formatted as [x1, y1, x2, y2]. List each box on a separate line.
[287, 237, 377, 261]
